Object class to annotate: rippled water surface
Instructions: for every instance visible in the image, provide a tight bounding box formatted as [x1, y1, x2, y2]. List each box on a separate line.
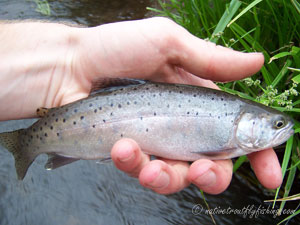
[0, 1, 299, 224]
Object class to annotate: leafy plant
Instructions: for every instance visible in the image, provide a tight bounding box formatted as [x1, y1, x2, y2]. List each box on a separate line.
[148, 0, 300, 223]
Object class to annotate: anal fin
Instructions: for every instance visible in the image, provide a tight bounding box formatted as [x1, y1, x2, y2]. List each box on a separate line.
[45, 154, 79, 170]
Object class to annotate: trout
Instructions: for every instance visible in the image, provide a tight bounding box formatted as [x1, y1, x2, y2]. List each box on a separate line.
[0, 79, 294, 179]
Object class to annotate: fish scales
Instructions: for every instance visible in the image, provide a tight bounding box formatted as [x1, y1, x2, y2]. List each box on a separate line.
[0, 80, 294, 179]
[27, 83, 240, 159]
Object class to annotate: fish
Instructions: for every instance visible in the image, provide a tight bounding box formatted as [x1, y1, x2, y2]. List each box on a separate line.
[0, 79, 294, 179]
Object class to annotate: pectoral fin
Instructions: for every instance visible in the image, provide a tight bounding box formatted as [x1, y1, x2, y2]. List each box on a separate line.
[45, 154, 79, 170]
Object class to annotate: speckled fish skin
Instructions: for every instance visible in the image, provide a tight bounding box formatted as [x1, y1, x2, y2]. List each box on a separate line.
[0, 80, 294, 179]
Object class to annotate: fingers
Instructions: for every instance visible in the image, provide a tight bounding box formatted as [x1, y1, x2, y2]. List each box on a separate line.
[248, 148, 282, 189]
[172, 29, 265, 82]
[187, 159, 233, 195]
[111, 138, 190, 194]
[139, 159, 190, 194]
[111, 138, 150, 177]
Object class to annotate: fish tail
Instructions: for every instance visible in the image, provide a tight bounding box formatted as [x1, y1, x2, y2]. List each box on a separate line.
[0, 129, 34, 180]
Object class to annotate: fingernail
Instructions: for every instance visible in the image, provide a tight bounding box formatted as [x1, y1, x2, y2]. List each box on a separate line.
[147, 171, 170, 189]
[118, 148, 135, 163]
[194, 170, 216, 187]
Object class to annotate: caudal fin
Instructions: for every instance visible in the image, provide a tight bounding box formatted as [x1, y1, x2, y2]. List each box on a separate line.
[0, 130, 35, 180]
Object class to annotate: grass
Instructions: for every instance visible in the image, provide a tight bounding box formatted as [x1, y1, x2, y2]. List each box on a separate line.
[148, 0, 300, 223]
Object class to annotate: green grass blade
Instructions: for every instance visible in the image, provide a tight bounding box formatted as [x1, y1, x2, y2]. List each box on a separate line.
[233, 155, 247, 172]
[210, 0, 242, 43]
[271, 59, 293, 88]
[291, 0, 300, 15]
[273, 135, 294, 208]
[277, 208, 300, 224]
[227, 0, 263, 27]
[278, 162, 297, 214]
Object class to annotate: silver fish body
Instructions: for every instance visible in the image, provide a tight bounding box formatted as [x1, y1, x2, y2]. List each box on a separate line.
[0, 81, 294, 179]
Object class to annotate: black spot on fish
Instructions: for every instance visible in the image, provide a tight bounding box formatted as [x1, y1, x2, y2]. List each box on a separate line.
[50, 126, 53, 130]
[154, 112, 157, 116]
[36, 135, 39, 138]
[118, 104, 122, 108]
[110, 112, 113, 116]
[141, 95, 144, 98]
[140, 117, 143, 120]
[169, 90, 172, 93]
[40, 137, 43, 141]
[193, 94, 197, 97]
[155, 84, 158, 87]
[52, 113, 55, 117]
[179, 91, 183, 94]
[146, 87, 149, 90]
[167, 104, 170, 108]
[146, 128, 149, 132]
[110, 103, 114, 107]
[56, 118, 59, 122]
[153, 94, 156, 97]
[33, 128, 36, 132]
[147, 102, 151, 106]
[187, 112, 190, 115]
[134, 101, 137, 105]
[40, 127, 43, 131]
[133, 87, 137, 91]
[44, 122, 47, 125]
[120, 88, 124, 91]
[120, 134, 123, 137]
[74, 109, 78, 113]
[73, 121, 76, 125]
[159, 93, 162, 96]
[65, 108, 69, 112]
[80, 116, 84, 120]
[188, 100, 191, 103]
[253, 121, 255, 125]
[196, 112, 199, 116]
[209, 113, 212, 116]
[218, 116, 220, 119]
[224, 103, 227, 106]
[221, 98, 224, 101]
[94, 109, 97, 113]
[127, 102, 130, 105]
[92, 125, 96, 128]
[114, 93, 117, 96]
[212, 97, 215, 100]
[99, 107, 102, 110]
[178, 104, 181, 108]
[30, 135, 33, 139]
[63, 119, 66, 123]
[57, 133, 60, 136]
[44, 133, 48, 137]
[225, 113, 228, 116]
[96, 97, 99, 100]
[103, 119, 106, 123]
[89, 103, 93, 107]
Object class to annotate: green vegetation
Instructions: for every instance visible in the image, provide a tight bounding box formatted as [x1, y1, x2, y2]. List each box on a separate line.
[30, 0, 51, 16]
[148, 0, 300, 223]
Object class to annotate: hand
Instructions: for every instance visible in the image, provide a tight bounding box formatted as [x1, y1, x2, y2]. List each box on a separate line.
[0, 17, 282, 194]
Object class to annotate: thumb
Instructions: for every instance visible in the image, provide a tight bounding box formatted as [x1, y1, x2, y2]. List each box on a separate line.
[174, 32, 264, 82]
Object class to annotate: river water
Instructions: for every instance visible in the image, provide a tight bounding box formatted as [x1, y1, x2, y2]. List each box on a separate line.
[0, 1, 299, 224]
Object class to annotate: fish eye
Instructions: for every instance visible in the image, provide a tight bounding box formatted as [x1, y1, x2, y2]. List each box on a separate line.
[273, 118, 286, 129]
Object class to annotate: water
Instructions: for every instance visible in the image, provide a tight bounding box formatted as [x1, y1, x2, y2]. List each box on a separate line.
[0, 1, 299, 224]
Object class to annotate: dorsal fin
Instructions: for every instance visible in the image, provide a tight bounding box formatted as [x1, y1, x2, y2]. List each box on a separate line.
[36, 107, 49, 117]
[90, 78, 146, 95]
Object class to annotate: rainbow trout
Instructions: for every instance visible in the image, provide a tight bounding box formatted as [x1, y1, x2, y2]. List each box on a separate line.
[0, 80, 294, 179]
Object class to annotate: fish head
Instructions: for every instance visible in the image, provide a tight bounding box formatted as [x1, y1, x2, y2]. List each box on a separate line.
[235, 107, 294, 152]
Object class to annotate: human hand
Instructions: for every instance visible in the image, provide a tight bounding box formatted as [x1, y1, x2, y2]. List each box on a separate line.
[0, 17, 282, 194]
